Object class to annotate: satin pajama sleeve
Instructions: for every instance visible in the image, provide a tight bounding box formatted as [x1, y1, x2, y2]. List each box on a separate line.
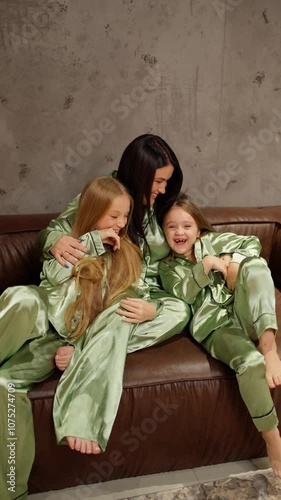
[38, 194, 81, 260]
[39, 231, 106, 337]
[206, 232, 261, 264]
[159, 260, 211, 305]
[40, 230, 106, 286]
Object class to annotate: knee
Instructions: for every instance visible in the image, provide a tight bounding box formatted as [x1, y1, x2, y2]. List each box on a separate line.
[3, 286, 46, 314]
[240, 257, 268, 276]
[234, 350, 265, 377]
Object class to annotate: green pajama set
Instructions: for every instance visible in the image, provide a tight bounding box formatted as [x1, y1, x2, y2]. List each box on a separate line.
[0, 200, 190, 499]
[159, 231, 279, 433]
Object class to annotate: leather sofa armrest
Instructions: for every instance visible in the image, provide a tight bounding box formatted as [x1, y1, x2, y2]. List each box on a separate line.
[269, 223, 281, 291]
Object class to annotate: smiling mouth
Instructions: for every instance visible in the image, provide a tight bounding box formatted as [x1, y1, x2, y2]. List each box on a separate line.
[174, 239, 187, 243]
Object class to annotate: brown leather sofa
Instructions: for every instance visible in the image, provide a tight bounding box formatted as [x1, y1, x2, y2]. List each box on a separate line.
[1, 206, 281, 495]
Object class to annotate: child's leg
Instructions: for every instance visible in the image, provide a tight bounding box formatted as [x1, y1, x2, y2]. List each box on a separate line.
[202, 325, 281, 476]
[234, 257, 281, 388]
[259, 329, 281, 388]
[53, 302, 135, 453]
[262, 428, 281, 478]
[55, 293, 190, 373]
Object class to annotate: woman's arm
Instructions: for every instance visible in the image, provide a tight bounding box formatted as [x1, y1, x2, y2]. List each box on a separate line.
[38, 194, 89, 264]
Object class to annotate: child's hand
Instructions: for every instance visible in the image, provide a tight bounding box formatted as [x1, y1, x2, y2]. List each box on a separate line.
[202, 256, 228, 279]
[98, 229, 121, 251]
[226, 262, 239, 291]
[116, 298, 157, 323]
[220, 254, 232, 268]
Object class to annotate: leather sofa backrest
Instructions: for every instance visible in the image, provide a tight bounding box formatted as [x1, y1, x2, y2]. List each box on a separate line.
[1, 207, 281, 293]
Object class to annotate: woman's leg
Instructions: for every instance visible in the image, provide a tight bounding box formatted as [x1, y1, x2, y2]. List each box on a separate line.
[0, 286, 50, 365]
[0, 328, 62, 499]
[127, 293, 190, 352]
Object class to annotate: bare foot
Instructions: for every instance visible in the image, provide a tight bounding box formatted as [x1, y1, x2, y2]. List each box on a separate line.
[55, 346, 75, 371]
[259, 329, 281, 388]
[262, 428, 281, 478]
[264, 350, 281, 388]
[67, 436, 101, 454]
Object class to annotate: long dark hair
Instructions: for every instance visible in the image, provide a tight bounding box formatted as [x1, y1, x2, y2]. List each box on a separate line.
[116, 134, 183, 245]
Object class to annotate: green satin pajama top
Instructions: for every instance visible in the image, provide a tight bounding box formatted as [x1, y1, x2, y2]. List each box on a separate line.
[39, 192, 171, 293]
[159, 231, 262, 342]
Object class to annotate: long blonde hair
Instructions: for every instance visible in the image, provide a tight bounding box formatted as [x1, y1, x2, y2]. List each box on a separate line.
[65, 177, 142, 340]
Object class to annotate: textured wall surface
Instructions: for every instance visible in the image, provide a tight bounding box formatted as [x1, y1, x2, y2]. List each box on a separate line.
[0, 0, 280, 214]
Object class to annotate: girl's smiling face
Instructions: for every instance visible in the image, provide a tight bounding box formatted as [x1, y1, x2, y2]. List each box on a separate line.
[164, 206, 200, 260]
[95, 194, 130, 234]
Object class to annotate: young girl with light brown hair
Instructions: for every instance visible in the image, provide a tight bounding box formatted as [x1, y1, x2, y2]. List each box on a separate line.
[159, 194, 281, 477]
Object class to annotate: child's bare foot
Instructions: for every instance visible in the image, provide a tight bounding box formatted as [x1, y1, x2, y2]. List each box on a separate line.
[264, 350, 281, 388]
[55, 346, 75, 371]
[67, 436, 101, 454]
[259, 329, 281, 388]
[262, 427, 281, 478]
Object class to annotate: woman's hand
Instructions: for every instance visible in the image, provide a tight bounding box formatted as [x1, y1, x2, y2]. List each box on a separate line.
[98, 229, 121, 251]
[50, 236, 89, 266]
[116, 298, 157, 323]
[202, 256, 228, 279]
[226, 262, 239, 291]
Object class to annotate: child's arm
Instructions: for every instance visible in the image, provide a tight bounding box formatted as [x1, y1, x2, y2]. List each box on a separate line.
[208, 232, 262, 291]
[202, 256, 228, 278]
[209, 232, 261, 262]
[159, 259, 212, 304]
[40, 230, 108, 337]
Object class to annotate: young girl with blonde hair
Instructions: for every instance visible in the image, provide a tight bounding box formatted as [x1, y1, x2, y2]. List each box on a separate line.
[1, 176, 165, 498]
[39, 176, 146, 455]
[159, 194, 281, 478]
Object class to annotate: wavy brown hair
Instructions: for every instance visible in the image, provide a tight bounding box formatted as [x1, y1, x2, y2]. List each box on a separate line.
[164, 193, 215, 235]
[65, 177, 142, 341]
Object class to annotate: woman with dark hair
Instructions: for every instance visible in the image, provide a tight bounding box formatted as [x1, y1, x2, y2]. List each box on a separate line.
[40, 134, 190, 371]
[116, 134, 183, 245]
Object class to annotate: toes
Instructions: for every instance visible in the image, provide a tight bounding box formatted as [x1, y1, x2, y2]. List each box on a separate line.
[67, 437, 76, 450]
[67, 436, 101, 454]
[266, 375, 276, 389]
[92, 442, 101, 454]
[56, 346, 66, 356]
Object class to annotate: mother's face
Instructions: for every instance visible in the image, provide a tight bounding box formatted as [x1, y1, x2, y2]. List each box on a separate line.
[146, 164, 174, 205]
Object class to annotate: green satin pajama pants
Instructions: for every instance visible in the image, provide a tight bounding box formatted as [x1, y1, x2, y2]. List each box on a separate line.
[202, 257, 278, 432]
[0, 286, 190, 499]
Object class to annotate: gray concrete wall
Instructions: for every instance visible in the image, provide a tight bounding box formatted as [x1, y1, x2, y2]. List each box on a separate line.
[0, 0, 280, 214]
